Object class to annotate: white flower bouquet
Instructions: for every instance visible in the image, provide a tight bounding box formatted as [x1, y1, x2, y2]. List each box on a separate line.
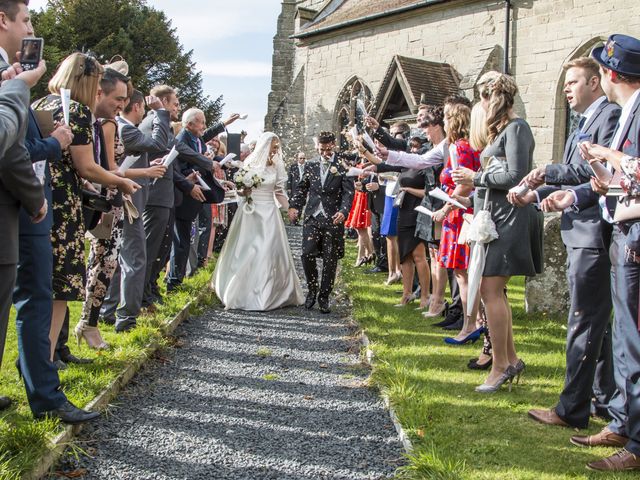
[233, 168, 264, 213]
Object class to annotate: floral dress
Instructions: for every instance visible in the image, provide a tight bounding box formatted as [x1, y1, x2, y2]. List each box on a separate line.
[438, 139, 480, 270]
[32, 95, 93, 301]
[80, 118, 125, 326]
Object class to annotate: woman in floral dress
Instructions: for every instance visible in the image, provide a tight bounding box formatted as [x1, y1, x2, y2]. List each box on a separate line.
[32, 53, 139, 360]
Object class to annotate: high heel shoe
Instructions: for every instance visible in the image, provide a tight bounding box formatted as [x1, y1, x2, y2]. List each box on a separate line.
[475, 365, 518, 393]
[423, 300, 446, 318]
[468, 357, 493, 370]
[384, 272, 401, 286]
[394, 293, 417, 307]
[444, 327, 484, 345]
[355, 256, 366, 267]
[364, 253, 375, 265]
[512, 359, 525, 384]
[74, 321, 109, 350]
[415, 297, 430, 310]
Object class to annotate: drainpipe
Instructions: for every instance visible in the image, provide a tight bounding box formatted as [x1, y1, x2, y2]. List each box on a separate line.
[504, 0, 511, 74]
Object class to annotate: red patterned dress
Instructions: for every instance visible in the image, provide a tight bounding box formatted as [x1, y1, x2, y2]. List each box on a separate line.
[438, 139, 480, 269]
[346, 165, 371, 229]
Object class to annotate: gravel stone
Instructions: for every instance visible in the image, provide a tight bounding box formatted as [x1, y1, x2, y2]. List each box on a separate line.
[51, 226, 404, 479]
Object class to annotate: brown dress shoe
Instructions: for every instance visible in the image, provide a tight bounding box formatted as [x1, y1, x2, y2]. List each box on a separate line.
[571, 427, 628, 447]
[587, 449, 640, 471]
[528, 408, 571, 427]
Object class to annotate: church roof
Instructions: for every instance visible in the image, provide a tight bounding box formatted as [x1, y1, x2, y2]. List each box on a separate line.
[374, 55, 461, 119]
[295, 0, 452, 38]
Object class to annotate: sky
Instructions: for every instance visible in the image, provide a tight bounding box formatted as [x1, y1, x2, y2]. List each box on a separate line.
[28, 0, 282, 142]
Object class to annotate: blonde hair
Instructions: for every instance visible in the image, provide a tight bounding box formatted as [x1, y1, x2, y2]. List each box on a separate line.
[150, 84, 176, 101]
[469, 103, 489, 151]
[48, 53, 103, 110]
[217, 140, 227, 157]
[444, 103, 470, 144]
[477, 71, 518, 142]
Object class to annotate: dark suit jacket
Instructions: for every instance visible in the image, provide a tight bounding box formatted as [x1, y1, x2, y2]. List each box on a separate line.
[143, 111, 175, 208]
[0, 79, 45, 264]
[290, 154, 354, 223]
[574, 94, 640, 216]
[537, 100, 620, 248]
[174, 128, 224, 221]
[20, 109, 62, 236]
[287, 162, 304, 199]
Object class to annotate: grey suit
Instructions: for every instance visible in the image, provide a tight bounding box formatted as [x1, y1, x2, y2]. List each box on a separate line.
[536, 99, 620, 427]
[101, 111, 171, 327]
[0, 79, 45, 368]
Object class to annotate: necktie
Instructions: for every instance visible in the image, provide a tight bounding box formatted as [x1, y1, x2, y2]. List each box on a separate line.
[578, 115, 586, 131]
[196, 137, 203, 154]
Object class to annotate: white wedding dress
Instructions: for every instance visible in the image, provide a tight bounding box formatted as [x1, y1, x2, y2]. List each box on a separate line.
[212, 135, 304, 311]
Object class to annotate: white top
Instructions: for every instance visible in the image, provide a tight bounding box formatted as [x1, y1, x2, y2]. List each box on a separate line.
[581, 95, 607, 126]
[386, 139, 447, 169]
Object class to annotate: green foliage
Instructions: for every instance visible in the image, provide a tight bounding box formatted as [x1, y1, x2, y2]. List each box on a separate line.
[30, 0, 223, 121]
[341, 242, 621, 480]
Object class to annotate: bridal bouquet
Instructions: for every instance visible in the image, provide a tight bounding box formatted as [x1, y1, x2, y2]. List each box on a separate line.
[233, 168, 264, 214]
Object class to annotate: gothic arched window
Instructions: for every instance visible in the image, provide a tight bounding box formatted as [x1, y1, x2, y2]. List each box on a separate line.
[333, 77, 373, 151]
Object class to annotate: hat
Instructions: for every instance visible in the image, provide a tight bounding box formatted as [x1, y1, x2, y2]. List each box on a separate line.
[592, 34, 640, 76]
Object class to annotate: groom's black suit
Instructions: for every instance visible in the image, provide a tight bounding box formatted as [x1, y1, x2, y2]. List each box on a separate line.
[290, 154, 354, 303]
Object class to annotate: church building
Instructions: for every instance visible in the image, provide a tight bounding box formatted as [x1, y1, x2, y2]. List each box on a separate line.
[266, 0, 640, 163]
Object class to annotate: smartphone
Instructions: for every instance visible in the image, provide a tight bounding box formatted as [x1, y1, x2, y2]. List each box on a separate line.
[20, 38, 44, 71]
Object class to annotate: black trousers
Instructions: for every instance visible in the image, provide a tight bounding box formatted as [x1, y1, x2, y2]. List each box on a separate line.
[447, 268, 462, 315]
[370, 209, 388, 270]
[301, 217, 342, 300]
[0, 263, 16, 369]
[555, 246, 614, 428]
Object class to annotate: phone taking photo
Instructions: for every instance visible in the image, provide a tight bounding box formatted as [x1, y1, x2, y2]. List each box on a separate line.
[20, 37, 44, 71]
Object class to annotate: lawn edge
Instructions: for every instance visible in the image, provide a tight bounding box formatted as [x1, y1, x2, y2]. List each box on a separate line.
[24, 292, 205, 480]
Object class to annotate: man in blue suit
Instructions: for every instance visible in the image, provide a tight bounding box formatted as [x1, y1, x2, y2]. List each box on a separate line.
[0, 0, 100, 423]
[514, 57, 620, 430]
[544, 34, 640, 472]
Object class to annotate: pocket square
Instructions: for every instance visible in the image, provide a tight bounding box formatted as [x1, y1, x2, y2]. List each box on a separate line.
[623, 138, 633, 149]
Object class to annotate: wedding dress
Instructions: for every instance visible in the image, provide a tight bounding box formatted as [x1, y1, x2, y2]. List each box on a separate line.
[212, 133, 304, 311]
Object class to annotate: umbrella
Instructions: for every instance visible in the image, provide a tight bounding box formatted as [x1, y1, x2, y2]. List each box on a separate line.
[465, 157, 502, 318]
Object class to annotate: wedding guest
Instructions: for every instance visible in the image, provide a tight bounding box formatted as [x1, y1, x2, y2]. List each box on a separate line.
[0, 51, 47, 411]
[363, 172, 388, 274]
[346, 160, 374, 266]
[366, 108, 428, 152]
[32, 53, 139, 361]
[287, 151, 306, 199]
[452, 71, 543, 392]
[167, 107, 226, 291]
[98, 88, 169, 332]
[76, 67, 131, 349]
[548, 35, 640, 472]
[358, 148, 430, 309]
[514, 57, 619, 429]
[466, 102, 493, 370]
[437, 104, 481, 344]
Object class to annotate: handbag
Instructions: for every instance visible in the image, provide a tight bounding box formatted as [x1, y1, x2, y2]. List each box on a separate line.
[393, 190, 406, 208]
[87, 213, 115, 240]
[457, 213, 474, 244]
[613, 195, 640, 223]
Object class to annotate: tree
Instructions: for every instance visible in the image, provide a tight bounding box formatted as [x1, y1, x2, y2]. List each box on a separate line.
[31, 0, 223, 122]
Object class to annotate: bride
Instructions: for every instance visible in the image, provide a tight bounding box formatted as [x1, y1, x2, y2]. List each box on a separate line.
[212, 132, 304, 311]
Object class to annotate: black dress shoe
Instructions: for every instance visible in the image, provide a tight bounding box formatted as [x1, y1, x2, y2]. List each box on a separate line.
[468, 357, 492, 370]
[305, 292, 317, 310]
[59, 353, 93, 365]
[54, 360, 67, 370]
[0, 396, 11, 410]
[318, 297, 331, 314]
[36, 400, 100, 425]
[443, 317, 464, 330]
[115, 318, 137, 333]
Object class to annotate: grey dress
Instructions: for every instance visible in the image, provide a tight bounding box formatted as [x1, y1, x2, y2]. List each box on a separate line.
[473, 118, 543, 277]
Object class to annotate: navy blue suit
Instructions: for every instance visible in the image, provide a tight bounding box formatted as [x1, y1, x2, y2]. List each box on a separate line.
[535, 99, 620, 427]
[13, 110, 66, 414]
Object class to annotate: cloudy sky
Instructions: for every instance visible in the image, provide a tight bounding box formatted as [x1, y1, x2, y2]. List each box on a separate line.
[28, 0, 281, 142]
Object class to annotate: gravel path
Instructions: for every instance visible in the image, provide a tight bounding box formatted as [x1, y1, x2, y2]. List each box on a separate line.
[52, 226, 404, 479]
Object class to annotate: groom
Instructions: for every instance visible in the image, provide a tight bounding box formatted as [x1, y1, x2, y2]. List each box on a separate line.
[288, 131, 354, 313]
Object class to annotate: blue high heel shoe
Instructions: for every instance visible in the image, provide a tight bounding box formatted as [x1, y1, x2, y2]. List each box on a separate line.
[444, 327, 484, 345]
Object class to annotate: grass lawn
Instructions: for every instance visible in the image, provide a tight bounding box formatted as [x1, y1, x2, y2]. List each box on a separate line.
[0, 261, 216, 479]
[341, 241, 627, 480]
